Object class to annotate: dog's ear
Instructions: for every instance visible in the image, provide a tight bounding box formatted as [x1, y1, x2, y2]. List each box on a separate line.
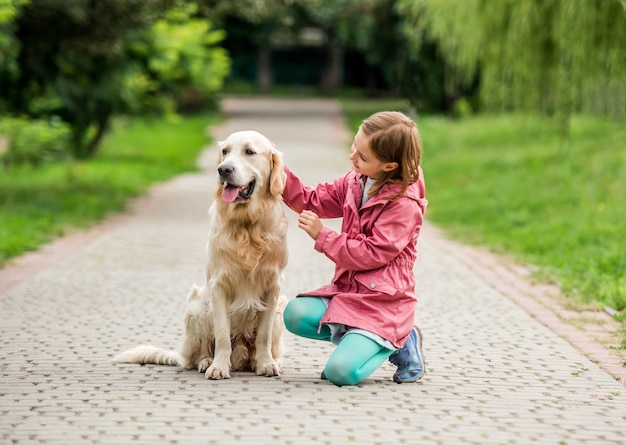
[269, 148, 286, 196]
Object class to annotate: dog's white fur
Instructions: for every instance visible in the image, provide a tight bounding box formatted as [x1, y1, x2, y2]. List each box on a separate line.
[113, 130, 289, 379]
[112, 284, 288, 373]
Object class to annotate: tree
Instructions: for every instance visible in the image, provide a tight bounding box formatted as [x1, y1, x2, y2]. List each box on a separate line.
[129, 4, 230, 112]
[0, 0, 30, 112]
[200, 0, 309, 92]
[304, 0, 451, 107]
[399, 0, 626, 130]
[1, 0, 229, 159]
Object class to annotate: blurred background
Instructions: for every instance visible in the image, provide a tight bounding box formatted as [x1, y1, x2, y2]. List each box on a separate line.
[1, 0, 625, 158]
[1, 1, 625, 346]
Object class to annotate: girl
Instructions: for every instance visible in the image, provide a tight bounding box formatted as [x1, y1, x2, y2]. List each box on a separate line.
[282, 111, 427, 386]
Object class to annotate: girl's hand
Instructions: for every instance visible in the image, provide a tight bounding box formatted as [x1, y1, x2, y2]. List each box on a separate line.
[298, 210, 323, 240]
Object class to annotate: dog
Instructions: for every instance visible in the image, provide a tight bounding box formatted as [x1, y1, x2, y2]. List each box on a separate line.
[112, 284, 288, 373]
[113, 130, 289, 379]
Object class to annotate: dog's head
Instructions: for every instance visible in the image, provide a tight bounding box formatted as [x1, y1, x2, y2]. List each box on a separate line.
[215, 130, 285, 204]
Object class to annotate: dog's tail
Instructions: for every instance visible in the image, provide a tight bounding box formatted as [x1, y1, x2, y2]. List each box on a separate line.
[112, 345, 182, 367]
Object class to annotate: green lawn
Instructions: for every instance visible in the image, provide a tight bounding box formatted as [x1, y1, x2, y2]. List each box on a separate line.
[341, 98, 626, 317]
[0, 112, 219, 266]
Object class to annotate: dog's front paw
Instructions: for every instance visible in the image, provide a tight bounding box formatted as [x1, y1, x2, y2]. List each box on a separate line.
[197, 358, 213, 373]
[255, 359, 281, 377]
[205, 362, 231, 380]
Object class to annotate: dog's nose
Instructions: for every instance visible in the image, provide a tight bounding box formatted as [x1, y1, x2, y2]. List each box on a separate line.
[218, 164, 234, 178]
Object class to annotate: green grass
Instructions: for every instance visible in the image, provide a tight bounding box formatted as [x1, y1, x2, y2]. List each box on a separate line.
[341, 98, 414, 127]
[340, 98, 626, 315]
[0, 111, 219, 266]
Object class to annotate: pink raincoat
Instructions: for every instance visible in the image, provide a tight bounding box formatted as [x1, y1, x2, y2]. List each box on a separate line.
[282, 166, 428, 348]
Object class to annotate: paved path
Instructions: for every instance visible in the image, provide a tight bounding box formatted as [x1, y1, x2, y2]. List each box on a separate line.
[1, 97, 625, 444]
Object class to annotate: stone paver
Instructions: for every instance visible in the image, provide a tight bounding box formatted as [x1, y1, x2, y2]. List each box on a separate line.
[1, 97, 625, 445]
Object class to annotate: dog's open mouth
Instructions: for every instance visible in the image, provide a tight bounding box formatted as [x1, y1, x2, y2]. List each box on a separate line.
[221, 180, 255, 203]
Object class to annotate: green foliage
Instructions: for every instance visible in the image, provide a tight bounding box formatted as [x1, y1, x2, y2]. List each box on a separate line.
[120, 11, 231, 115]
[0, 115, 71, 166]
[141, 15, 230, 99]
[1, 0, 230, 159]
[341, 97, 413, 128]
[400, 0, 626, 123]
[302, 0, 450, 110]
[0, 0, 29, 100]
[331, 0, 406, 87]
[203, 0, 304, 25]
[0, 111, 218, 266]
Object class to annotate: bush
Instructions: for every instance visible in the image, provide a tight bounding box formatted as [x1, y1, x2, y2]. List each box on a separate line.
[0, 116, 71, 167]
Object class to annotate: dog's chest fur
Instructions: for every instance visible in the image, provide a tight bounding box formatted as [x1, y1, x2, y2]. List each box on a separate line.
[207, 201, 288, 316]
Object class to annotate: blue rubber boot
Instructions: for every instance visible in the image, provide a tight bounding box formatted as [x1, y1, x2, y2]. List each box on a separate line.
[389, 326, 425, 383]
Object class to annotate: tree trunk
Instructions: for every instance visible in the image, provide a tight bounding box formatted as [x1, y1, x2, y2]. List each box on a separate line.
[257, 46, 273, 93]
[320, 32, 344, 94]
[86, 115, 110, 158]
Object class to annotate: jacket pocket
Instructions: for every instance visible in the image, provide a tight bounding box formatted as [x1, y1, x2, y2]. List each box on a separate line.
[354, 272, 399, 296]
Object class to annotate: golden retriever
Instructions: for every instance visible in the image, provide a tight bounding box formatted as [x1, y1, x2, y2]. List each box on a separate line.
[113, 130, 289, 379]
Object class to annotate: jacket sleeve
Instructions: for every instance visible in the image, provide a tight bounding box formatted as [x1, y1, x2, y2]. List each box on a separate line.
[314, 197, 424, 270]
[281, 166, 345, 218]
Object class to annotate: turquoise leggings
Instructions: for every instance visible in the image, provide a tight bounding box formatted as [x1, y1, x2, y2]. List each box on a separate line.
[283, 297, 395, 386]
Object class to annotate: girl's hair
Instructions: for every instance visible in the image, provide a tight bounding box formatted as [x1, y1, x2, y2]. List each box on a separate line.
[360, 111, 422, 199]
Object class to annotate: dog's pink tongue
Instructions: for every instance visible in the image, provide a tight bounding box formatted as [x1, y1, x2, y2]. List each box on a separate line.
[222, 185, 239, 203]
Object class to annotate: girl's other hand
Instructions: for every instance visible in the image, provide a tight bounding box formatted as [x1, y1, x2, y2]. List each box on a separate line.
[298, 210, 323, 240]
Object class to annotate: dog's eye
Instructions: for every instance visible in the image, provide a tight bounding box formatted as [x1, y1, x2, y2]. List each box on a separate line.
[222, 149, 228, 156]
[245, 148, 255, 155]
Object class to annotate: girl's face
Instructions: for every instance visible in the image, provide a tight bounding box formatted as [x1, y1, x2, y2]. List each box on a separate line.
[349, 128, 398, 180]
